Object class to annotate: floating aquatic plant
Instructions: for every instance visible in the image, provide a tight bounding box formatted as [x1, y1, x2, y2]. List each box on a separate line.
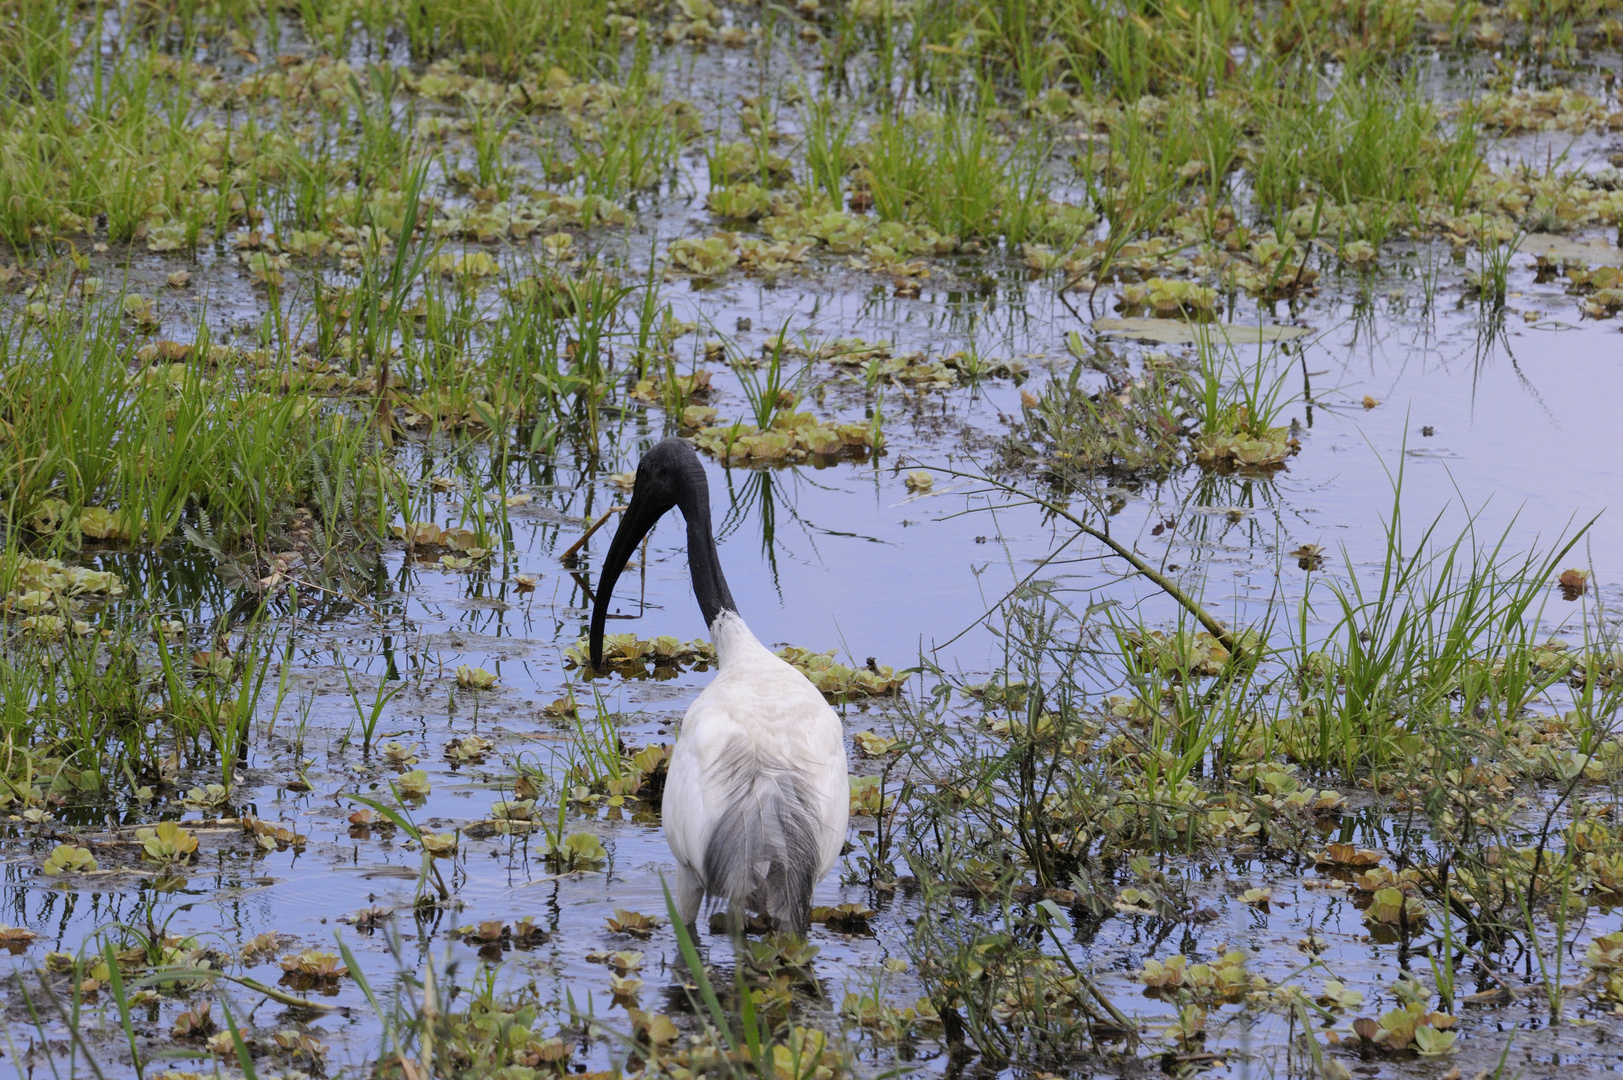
[606, 908, 659, 936]
[545, 832, 607, 871]
[454, 665, 498, 691]
[136, 822, 198, 865]
[41, 843, 97, 875]
[687, 412, 879, 465]
[279, 949, 348, 983]
[1117, 277, 1220, 319]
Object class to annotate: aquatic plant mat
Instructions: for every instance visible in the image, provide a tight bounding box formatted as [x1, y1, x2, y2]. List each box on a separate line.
[3, 0, 1623, 1077]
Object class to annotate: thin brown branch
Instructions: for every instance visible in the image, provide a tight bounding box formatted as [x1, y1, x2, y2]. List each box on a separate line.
[930, 467, 1237, 653]
[559, 505, 625, 564]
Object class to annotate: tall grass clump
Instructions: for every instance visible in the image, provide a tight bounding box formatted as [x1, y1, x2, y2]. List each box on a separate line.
[398, 0, 619, 77]
[798, 93, 855, 207]
[115, 373, 391, 551]
[1247, 71, 1484, 233]
[858, 107, 1049, 244]
[0, 307, 129, 530]
[1281, 476, 1593, 780]
[0, 36, 216, 251]
[0, 295, 395, 553]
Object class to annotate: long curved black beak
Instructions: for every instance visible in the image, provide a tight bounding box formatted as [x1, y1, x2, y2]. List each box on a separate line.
[589, 492, 669, 669]
[587, 438, 738, 669]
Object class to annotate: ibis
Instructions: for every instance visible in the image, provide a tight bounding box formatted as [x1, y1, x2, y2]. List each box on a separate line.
[590, 437, 850, 935]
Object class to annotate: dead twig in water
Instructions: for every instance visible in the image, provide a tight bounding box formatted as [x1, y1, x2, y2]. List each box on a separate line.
[281, 574, 390, 623]
[559, 505, 625, 564]
[927, 466, 1237, 653]
[1036, 907, 1138, 1042]
[137, 967, 345, 1013]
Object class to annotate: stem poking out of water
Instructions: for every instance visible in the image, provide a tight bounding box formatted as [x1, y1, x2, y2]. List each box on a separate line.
[934, 467, 1236, 653]
[560, 505, 625, 564]
[375, 354, 392, 431]
[1047, 502, 1236, 652]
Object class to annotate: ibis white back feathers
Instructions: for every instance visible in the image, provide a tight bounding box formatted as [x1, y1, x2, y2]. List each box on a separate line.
[590, 438, 849, 935]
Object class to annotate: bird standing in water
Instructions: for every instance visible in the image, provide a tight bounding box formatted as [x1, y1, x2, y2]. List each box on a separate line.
[590, 438, 849, 935]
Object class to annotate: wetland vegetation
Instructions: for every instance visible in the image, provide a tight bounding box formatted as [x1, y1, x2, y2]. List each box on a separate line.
[1, 0, 1623, 1077]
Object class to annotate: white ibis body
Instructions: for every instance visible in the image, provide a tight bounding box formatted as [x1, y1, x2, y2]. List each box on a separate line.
[590, 438, 849, 935]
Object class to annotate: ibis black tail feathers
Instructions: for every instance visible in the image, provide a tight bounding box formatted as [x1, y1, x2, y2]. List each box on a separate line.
[700, 759, 820, 936]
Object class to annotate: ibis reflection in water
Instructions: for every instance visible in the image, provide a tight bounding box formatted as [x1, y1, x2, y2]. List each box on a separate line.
[589, 437, 850, 935]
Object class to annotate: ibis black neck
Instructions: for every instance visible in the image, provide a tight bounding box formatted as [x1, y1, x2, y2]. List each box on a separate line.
[679, 487, 736, 629]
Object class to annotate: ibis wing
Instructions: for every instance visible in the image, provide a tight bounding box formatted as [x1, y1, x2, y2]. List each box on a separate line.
[661, 713, 723, 882]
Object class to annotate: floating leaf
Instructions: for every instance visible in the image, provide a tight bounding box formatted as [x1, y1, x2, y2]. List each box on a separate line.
[810, 903, 875, 932]
[171, 1001, 215, 1040]
[606, 949, 645, 972]
[340, 906, 393, 931]
[270, 1029, 327, 1060]
[605, 909, 658, 937]
[1317, 980, 1365, 1010]
[383, 742, 420, 767]
[1194, 428, 1296, 471]
[1414, 1024, 1457, 1055]
[1341, 239, 1377, 265]
[397, 769, 432, 799]
[1117, 276, 1218, 317]
[434, 251, 501, 279]
[1585, 931, 1623, 971]
[853, 730, 902, 756]
[1127, 628, 1231, 678]
[279, 949, 346, 981]
[0, 926, 38, 954]
[490, 798, 535, 822]
[512, 917, 548, 947]
[42, 844, 97, 875]
[688, 413, 879, 467]
[682, 404, 718, 428]
[1139, 955, 1194, 990]
[566, 634, 715, 672]
[135, 822, 198, 864]
[420, 832, 458, 858]
[456, 919, 508, 944]
[778, 646, 904, 698]
[849, 774, 891, 816]
[629, 1009, 679, 1046]
[242, 814, 306, 851]
[446, 734, 494, 761]
[515, 1037, 572, 1066]
[79, 507, 133, 541]
[1291, 544, 1325, 570]
[121, 293, 160, 328]
[1315, 843, 1382, 869]
[546, 832, 606, 871]
[668, 234, 740, 275]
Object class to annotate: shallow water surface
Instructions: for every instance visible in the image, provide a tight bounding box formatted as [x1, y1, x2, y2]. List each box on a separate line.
[5, 11, 1623, 1080]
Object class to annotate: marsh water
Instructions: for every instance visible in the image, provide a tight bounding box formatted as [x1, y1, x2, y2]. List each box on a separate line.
[5, 11, 1623, 1080]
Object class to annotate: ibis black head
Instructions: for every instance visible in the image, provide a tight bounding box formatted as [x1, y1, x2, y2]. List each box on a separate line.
[589, 438, 736, 668]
